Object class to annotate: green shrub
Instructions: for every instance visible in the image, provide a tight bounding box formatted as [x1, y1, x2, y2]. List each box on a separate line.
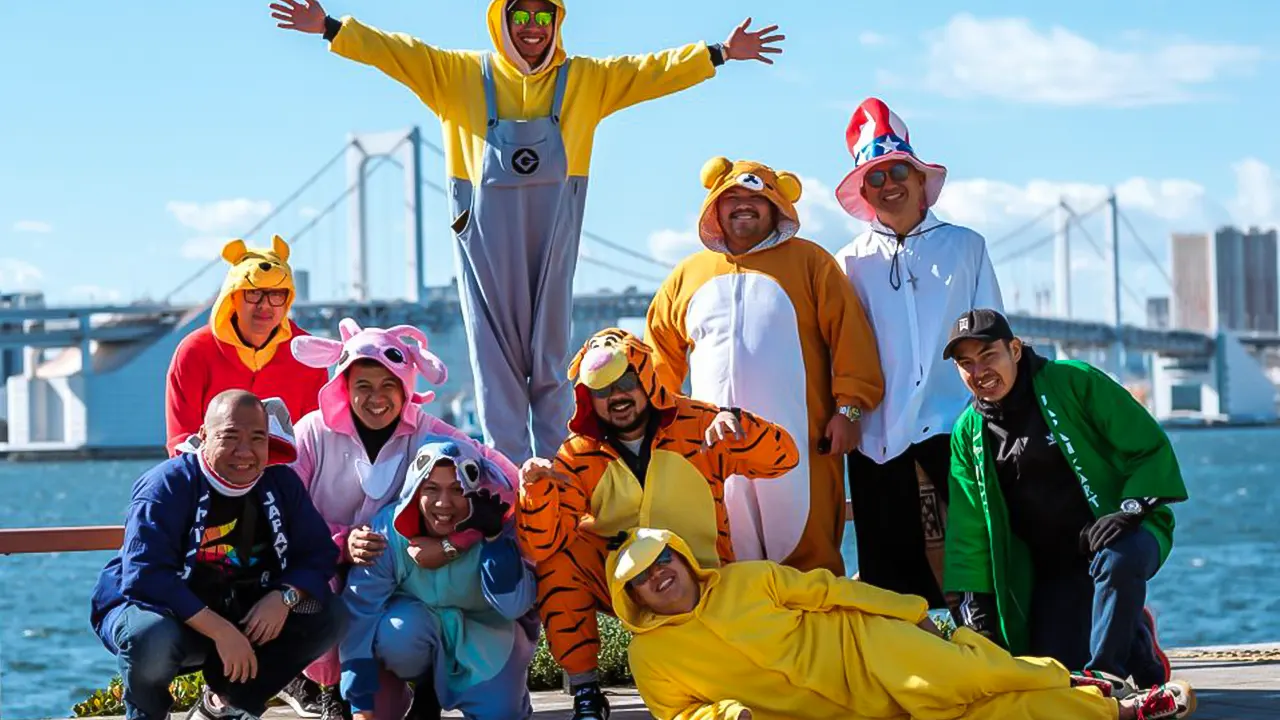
[75, 618, 634, 717]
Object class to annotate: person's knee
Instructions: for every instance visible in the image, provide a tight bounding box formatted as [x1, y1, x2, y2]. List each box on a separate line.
[117, 611, 186, 684]
[375, 600, 439, 680]
[1092, 540, 1151, 583]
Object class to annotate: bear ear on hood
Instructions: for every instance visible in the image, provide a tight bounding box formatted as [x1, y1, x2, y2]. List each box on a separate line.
[700, 156, 734, 190]
[271, 234, 291, 262]
[221, 239, 248, 265]
[776, 172, 803, 204]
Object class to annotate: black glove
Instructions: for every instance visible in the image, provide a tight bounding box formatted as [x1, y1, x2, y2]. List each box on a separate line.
[456, 488, 510, 540]
[1080, 511, 1144, 554]
[952, 591, 1001, 643]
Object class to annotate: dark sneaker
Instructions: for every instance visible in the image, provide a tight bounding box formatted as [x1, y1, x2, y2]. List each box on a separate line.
[1128, 680, 1197, 719]
[184, 689, 258, 720]
[571, 684, 611, 720]
[1071, 669, 1136, 699]
[408, 679, 443, 720]
[1144, 607, 1173, 685]
[318, 686, 352, 720]
[276, 676, 323, 718]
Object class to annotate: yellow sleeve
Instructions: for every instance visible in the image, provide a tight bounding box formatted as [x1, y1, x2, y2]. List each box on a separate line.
[767, 562, 928, 623]
[644, 277, 691, 393]
[815, 250, 884, 410]
[329, 16, 467, 115]
[630, 644, 750, 720]
[586, 42, 717, 119]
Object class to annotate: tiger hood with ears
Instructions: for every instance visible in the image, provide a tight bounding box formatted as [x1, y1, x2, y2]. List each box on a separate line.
[566, 327, 681, 438]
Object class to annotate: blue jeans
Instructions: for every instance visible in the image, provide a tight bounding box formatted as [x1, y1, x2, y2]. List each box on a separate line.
[1028, 527, 1166, 686]
[104, 600, 344, 720]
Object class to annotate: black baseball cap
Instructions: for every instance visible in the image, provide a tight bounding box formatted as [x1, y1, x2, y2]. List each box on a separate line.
[942, 308, 1015, 360]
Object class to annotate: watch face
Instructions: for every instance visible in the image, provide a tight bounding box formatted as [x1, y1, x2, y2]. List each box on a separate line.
[1121, 499, 1143, 515]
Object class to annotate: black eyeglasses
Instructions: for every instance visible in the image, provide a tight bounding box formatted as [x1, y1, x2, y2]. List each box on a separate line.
[242, 289, 288, 307]
[589, 371, 641, 399]
[865, 162, 912, 189]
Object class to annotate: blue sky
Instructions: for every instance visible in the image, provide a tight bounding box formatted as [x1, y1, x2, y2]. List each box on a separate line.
[2, 1, 1277, 326]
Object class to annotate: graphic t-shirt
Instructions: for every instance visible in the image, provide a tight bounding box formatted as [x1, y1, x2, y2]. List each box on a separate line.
[189, 491, 274, 610]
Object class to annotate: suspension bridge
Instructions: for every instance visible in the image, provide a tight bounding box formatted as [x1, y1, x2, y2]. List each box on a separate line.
[0, 127, 1275, 456]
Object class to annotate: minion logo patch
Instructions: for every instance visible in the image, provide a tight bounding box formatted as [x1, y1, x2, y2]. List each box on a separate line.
[736, 173, 765, 191]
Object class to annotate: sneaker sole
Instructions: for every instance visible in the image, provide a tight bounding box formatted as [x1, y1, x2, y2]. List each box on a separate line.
[1144, 607, 1173, 684]
[276, 692, 323, 719]
[1174, 679, 1198, 718]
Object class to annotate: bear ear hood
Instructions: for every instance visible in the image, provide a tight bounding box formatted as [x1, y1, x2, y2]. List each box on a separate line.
[697, 157, 803, 255]
[565, 327, 679, 438]
[209, 234, 298, 369]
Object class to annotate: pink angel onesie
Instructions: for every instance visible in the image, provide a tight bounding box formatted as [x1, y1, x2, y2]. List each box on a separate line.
[288, 318, 520, 709]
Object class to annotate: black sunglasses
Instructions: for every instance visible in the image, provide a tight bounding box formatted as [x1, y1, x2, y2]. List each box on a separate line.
[865, 162, 913, 189]
[589, 371, 640, 399]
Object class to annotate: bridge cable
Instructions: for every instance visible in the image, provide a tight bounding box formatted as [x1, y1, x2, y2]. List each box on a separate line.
[161, 142, 352, 303]
[579, 255, 667, 284]
[987, 205, 1057, 250]
[285, 135, 412, 249]
[992, 231, 1056, 265]
[1063, 210, 1146, 311]
[1116, 209, 1174, 288]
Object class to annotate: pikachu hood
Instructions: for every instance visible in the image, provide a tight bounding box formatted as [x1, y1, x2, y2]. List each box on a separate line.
[485, 0, 568, 77]
[210, 234, 298, 372]
[608, 528, 719, 635]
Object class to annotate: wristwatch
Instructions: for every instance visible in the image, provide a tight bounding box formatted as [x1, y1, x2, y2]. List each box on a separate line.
[281, 586, 301, 611]
[441, 537, 460, 561]
[837, 405, 862, 423]
[1120, 498, 1145, 516]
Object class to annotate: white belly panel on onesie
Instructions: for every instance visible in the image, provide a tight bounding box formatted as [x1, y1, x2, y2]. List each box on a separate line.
[685, 271, 811, 563]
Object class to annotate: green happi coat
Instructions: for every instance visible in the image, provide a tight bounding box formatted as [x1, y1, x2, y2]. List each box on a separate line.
[944, 359, 1190, 655]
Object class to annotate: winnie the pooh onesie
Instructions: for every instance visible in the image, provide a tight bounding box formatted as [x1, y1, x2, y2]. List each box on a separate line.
[646, 158, 884, 575]
[611, 528, 1130, 720]
[164, 235, 327, 455]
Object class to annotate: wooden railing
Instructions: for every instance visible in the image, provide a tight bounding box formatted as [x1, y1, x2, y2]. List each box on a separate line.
[0, 503, 855, 556]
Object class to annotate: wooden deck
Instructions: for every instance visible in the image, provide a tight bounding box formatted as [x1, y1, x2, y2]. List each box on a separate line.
[82, 645, 1279, 720]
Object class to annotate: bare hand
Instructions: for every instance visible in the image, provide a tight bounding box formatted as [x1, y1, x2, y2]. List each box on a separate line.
[704, 410, 744, 448]
[520, 457, 571, 488]
[723, 18, 785, 64]
[347, 526, 387, 565]
[270, 0, 327, 34]
[822, 413, 860, 456]
[214, 626, 259, 683]
[240, 591, 289, 646]
[917, 617, 946, 640]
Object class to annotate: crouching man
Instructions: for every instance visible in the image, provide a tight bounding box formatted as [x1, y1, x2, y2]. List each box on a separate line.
[90, 390, 342, 720]
[340, 437, 538, 720]
[610, 528, 1196, 720]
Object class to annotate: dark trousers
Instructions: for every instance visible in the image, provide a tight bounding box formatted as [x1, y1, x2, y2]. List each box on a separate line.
[847, 434, 951, 608]
[104, 600, 345, 720]
[1029, 527, 1166, 686]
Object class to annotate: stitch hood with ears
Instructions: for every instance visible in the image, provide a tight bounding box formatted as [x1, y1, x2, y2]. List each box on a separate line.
[392, 436, 518, 543]
[291, 318, 449, 433]
[210, 234, 298, 371]
[485, 0, 568, 77]
[565, 327, 680, 438]
[697, 157, 803, 255]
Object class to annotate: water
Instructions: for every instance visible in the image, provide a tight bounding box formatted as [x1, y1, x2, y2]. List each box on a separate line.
[1, 429, 1278, 718]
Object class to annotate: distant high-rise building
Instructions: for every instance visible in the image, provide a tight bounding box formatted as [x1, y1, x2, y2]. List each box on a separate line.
[1146, 296, 1170, 329]
[1170, 227, 1279, 333]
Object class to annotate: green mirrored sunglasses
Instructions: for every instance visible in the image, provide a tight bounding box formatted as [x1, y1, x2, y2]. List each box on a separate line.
[510, 9, 554, 27]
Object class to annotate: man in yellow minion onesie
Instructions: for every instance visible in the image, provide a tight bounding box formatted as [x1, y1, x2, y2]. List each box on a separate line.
[611, 527, 1199, 720]
[516, 328, 799, 720]
[645, 158, 884, 576]
[272, 0, 785, 469]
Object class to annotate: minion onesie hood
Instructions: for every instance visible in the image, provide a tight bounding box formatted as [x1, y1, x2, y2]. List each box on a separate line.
[485, 0, 567, 77]
[566, 327, 681, 439]
[697, 157, 804, 256]
[210, 234, 298, 371]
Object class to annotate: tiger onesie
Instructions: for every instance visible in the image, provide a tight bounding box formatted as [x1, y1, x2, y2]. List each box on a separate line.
[516, 327, 799, 679]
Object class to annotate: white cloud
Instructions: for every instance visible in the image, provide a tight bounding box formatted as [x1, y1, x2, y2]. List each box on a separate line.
[167, 198, 273, 259]
[794, 174, 867, 250]
[1227, 157, 1278, 228]
[923, 14, 1262, 106]
[0, 258, 43, 289]
[648, 227, 701, 265]
[11, 220, 52, 234]
[858, 31, 889, 47]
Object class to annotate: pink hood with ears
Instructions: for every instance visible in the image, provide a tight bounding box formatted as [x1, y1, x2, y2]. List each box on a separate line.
[290, 318, 448, 433]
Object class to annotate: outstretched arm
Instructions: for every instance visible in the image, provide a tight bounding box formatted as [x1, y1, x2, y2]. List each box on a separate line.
[768, 562, 928, 623]
[272, 0, 463, 115]
[514, 452, 593, 564]
[591, 18, 784, 118]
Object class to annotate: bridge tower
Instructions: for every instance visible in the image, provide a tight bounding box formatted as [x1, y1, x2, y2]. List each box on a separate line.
[346, 127, 426, 303]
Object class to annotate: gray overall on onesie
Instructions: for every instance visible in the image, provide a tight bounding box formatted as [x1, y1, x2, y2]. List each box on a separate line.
[447, 54, 585, 465]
